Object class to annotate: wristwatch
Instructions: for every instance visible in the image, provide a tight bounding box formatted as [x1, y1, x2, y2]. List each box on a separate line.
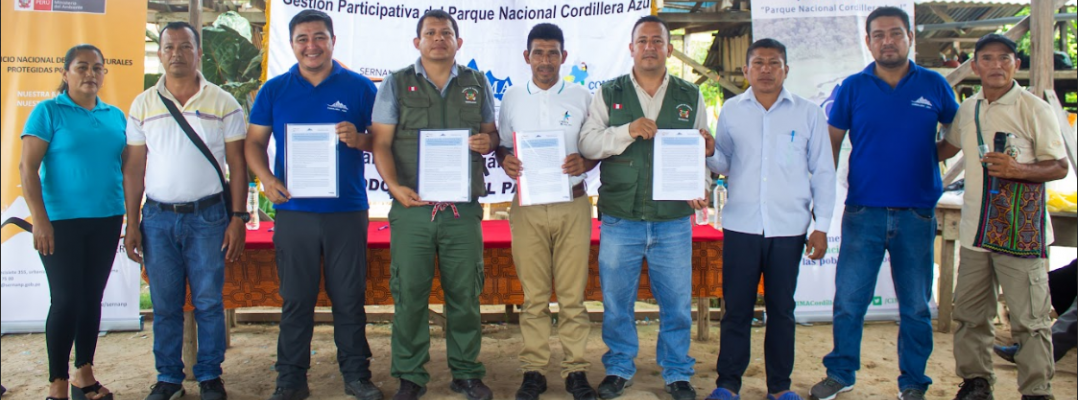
[232, 212, 251, 223]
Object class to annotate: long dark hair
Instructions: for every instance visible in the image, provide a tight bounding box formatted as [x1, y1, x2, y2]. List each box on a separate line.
[58, 44, 104, 93]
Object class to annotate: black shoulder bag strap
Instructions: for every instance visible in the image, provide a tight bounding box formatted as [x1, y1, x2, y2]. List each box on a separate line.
[157, 92, 233, 215]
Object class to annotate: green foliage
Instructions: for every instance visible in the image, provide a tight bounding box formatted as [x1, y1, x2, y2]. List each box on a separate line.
[201, 25, 262, 86]
[259, 191, 276, 220]
[144, 73, 162, 90]
[214, 11, 253, 41]
[699, 80, 726, 105]
[139, 290, 152, 310]
[199, 15, 263, 115]
[1007, 6, 1076, 64]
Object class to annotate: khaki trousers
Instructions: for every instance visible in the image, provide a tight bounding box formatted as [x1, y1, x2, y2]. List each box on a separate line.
[509, 194, 593, 377]
[953, 247, 1054, 396]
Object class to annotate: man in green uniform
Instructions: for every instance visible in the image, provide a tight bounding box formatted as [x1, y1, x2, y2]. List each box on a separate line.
[369, 9, 499, 400]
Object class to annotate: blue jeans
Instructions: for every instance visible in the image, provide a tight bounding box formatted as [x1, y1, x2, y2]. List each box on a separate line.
[142, 196, 228, 384]
[822, 206, 936, 392]
[599, 214, 695, 384]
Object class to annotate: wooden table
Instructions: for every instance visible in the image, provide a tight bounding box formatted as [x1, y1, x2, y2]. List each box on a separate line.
[165, 220, 726, 379]
[935, 203, 1077, 332]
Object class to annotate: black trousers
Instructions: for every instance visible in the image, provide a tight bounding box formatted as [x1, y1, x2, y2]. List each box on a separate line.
[715, 230, 805, 394]
[1048, 259, 1076, 315]
[40, 215, 123, 382]
[273, 210, 372, 388]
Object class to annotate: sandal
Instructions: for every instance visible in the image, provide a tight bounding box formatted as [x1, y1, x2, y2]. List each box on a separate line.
[70, 382, 112, 400]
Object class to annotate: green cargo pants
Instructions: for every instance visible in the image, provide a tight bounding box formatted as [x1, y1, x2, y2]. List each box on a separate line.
[388, 200, 486, 386]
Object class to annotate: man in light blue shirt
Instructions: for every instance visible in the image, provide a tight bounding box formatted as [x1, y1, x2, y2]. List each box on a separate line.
[703, 38, 836, 400]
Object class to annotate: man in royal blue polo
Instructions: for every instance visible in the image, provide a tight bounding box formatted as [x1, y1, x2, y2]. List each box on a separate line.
[245, 10, 381, 400]
[808, 7, 959, 400]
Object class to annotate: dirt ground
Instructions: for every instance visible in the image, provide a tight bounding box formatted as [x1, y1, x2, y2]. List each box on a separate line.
[2, 310, 1075, 400]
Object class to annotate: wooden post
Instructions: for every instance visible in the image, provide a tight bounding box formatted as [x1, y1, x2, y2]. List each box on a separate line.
[505, 304, 519, 324]
[189, 0, 202, 28]
[189, 0, 202, 73]
[1030, 0, 1056, 97]
[936, 207, 961, 333]
[681, 34, 690, 82]
[183, 310, 198, 381]
[1059, 20, 1068, 53]
[1044, 92, 1078, 173]
[696, 297, 711, 341]
[224, 309, 236, 348]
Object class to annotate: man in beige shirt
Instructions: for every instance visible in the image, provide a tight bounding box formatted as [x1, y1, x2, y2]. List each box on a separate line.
[938, 33, 1069, 400]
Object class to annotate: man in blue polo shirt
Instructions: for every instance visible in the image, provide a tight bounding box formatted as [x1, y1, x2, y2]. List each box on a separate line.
[808, 7, 958, 400]
[245, 10, 381, 400]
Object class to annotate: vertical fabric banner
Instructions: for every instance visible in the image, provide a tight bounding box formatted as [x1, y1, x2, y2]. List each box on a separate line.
[266, 0, 654, 203]
[2, 0, 146, 333]
[751, 0, 936, 323]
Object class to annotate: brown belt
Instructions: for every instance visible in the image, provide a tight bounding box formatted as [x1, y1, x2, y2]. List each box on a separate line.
[572, 183, 587, 199]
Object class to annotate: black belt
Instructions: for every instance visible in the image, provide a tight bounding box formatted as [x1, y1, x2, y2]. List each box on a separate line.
[572, 183, 587, 199]
[146, 193, 224, 214]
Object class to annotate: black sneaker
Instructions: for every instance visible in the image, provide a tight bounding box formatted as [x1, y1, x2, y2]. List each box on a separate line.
[145, 382, 185, 400]
[1020, 396, 1053, 400]
[450, 379, 493, 400]
[267, 387, 310, 400]
[808, 377, 852, 400]
[665, 381, 696, 400]
[566, 372, 597, 400]
[597, 376, 632, 399]
[953, 378, 993, 400]
[345, 379, 384, 400]
[515, 372, 547, 400]
[199, 378, 227, 400]
[392, 380, 426, 400]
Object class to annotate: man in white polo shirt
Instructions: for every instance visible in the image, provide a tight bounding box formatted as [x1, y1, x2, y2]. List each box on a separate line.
[495, 23, 598, 400]
[123, 21, 249, 400]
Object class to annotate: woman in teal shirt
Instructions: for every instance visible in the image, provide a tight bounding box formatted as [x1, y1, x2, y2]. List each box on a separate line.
[19, 44, 126, 400]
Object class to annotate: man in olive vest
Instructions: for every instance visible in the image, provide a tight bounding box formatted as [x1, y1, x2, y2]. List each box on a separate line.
[578, 15, 714, 400]
[369, 9, 499, 400]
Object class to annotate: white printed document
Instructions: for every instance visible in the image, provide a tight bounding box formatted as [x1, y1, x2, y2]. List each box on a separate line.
[652, 129, 705, 201]
[515, 130, 572, 206]
[285, 124, 339, 198]
[418, 129, 471, 202]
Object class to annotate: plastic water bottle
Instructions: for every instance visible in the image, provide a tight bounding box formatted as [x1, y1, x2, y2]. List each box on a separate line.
[712, 179, 727, 230]
[246, 182, 260, 231]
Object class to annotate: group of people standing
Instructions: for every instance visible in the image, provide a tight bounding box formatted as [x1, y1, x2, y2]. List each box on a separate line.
[16, 5, 1072, 400]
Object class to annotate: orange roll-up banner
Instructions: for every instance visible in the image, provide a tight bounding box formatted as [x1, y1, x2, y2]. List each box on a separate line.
[2, 0, 146, 333]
